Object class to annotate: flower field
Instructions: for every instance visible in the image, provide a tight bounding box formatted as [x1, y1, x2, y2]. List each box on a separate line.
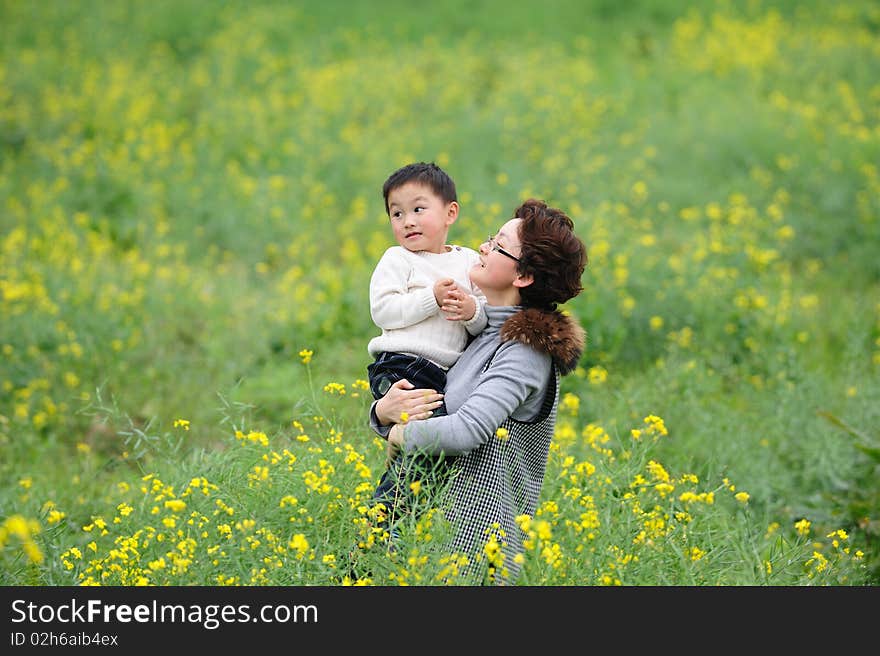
[1, 0, 878, 585]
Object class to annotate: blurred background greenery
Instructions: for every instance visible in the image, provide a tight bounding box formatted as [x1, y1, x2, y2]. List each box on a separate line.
[1, 0, 878, 581]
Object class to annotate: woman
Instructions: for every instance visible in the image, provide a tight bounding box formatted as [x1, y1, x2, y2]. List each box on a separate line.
[370, 198, 588, 584]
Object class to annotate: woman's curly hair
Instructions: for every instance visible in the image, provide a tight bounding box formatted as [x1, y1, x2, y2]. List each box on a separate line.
[514, 198, 588, 311]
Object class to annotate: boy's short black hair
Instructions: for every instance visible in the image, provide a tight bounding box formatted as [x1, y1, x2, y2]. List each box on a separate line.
[382, 162, 457, 215]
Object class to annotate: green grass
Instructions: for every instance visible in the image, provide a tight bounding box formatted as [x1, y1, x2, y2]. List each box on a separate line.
[1, 0, 878, 585]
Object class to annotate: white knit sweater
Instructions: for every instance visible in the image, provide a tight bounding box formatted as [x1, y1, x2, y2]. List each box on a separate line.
[367, 245, 487, 368]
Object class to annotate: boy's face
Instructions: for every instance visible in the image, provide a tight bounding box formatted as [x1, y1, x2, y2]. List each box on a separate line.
[387, 181, 458, 254]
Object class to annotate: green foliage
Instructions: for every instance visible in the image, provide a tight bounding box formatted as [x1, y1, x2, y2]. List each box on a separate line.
[2, 393, 867, 586]
[1, 0, 878, 584]
[816, 410, 880, 580]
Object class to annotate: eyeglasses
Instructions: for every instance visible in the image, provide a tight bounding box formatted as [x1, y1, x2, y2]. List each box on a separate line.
[487, 235, 521, 262]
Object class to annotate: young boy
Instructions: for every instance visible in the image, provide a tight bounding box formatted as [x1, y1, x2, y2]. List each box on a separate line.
[366, 161, 486, 539]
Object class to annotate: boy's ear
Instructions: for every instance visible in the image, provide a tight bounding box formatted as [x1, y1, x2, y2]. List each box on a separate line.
[513, 272, 533, 289]
[445, 201, 460, 225]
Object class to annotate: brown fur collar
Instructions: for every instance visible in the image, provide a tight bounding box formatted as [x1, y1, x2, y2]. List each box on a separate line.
[500, 308, 586, 375]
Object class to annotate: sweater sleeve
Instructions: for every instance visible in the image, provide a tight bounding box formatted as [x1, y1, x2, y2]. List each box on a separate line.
[462, 296, 488, 336]
[461, 247, 488, 336]
[370, 248, 439, 330]
[402, 342, 551, 456]
[368, 400, 392, 439]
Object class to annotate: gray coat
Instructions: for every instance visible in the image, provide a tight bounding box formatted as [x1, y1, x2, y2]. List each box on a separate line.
[371, 305, 586, 584]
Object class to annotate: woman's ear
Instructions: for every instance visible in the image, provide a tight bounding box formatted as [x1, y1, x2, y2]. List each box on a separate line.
[513, 272, 533, 289]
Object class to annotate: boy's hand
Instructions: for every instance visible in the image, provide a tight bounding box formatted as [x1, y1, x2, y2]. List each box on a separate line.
[441, 287, 476, 321]
[434, 278, 456, 307]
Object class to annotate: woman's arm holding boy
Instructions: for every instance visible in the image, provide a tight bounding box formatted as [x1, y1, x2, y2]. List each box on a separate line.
[385, 343, 550, 460]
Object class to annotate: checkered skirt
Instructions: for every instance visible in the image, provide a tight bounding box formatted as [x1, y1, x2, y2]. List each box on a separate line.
[439, 358, 560, 585]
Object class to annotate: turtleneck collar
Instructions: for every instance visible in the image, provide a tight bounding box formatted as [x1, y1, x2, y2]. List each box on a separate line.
[485, 305, 521, 330]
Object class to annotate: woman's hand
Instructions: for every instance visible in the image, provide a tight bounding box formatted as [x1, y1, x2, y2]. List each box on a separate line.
[386, 424, 405, 468]
[374, 379, 444, 426]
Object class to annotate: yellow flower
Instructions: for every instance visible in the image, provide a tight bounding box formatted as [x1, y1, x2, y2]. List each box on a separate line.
[483, 538, 503, 563]
[515, 514, 532, 533]
[289, 533, 309, 558]
[400, 412, 409, 423]
[826, 529, 849, 548]
[410, 480, 422, 495]
[561, 393, 580, 414]
[299, 349, 313, 364]
[323, 382, 346, 395]
[23, 541, 44, 564]
[0, 515, 43, 563]
[173, 419, 190, 430]
[249, 466, 269, 483]
[654, 483, 675, 497]
[588, 366, 608, 384]
[495, 427, 509, 440]
[643, 415, 668, 436]
[646, 460, 670, 483]
[164, 499, 186, 513]
[795, 518, 811, 536]
[735, 492, 750, 504]
[536, 520, 552, 540]
[3, 515, 39, 540]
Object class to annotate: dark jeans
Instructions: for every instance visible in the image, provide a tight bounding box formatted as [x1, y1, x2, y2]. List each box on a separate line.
[367, 351, 453, 533]
[370, 451, 455, 531]
[367, 351, 449, 406]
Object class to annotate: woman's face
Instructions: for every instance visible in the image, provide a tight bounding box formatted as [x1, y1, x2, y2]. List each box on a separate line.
[471, 218, 527, 303]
